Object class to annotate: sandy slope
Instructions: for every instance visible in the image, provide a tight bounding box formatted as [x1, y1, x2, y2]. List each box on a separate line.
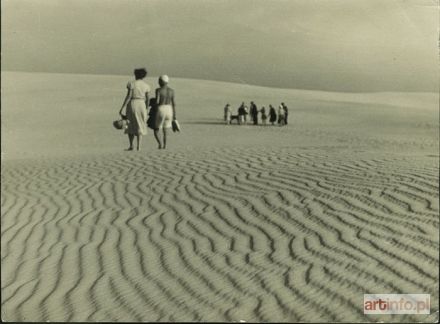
[1, 72, 438, 159]
[1, 72, 439, 322]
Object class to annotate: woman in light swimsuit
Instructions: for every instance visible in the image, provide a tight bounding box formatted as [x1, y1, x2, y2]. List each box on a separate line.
[154, 75, 176, 149]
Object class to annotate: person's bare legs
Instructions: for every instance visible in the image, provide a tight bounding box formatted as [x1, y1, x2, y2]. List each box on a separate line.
[136, 135, 141, 151]
[162, 128, 168, 149]
[127, 134, 134, 150]
[154, 129, 162, 149]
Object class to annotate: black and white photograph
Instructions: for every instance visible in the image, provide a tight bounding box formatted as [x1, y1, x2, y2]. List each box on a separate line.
[1, 0, 438, 322]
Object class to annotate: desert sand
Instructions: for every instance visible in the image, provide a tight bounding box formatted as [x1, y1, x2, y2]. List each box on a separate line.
[1, 71, 439, 322]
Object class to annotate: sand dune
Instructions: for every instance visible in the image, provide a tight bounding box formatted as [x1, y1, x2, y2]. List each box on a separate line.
[1, 72, 439, 322]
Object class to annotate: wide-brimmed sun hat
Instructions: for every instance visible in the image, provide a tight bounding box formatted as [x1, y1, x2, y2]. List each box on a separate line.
[159, 75, 169, 83]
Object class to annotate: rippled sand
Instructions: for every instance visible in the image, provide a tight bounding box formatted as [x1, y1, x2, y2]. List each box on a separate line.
[1, 72, 438, 322]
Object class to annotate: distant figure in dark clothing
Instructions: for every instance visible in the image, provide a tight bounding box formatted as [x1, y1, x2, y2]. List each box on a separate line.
[260, 106, 267, 125]
[282, 102, 288, 125]
[269, 105, 277, 125]
[250, 101, 258, 125]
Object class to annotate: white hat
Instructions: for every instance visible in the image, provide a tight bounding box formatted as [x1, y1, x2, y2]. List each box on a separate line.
[159, 75, 169, 83]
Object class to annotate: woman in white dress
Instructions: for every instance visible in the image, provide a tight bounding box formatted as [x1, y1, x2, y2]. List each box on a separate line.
[119, 68, 151, 151]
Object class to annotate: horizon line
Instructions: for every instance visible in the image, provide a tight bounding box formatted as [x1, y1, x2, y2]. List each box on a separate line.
[1, 69, 438, 95]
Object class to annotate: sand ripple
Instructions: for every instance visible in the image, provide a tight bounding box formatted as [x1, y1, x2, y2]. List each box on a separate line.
[1, 148, 438, 322]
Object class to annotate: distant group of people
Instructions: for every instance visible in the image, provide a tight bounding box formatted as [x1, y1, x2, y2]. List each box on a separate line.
[224, 102, 288, 126]
[118, 68, 176, 150]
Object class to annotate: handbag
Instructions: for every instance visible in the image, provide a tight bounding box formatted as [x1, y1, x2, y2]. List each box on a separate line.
[113, 114, 128, 130]
[172, 119, 181, 132]
[147, 103, 157, 130]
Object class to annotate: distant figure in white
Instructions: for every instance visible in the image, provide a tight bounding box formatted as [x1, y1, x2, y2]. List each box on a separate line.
[154, 75, 176, 149]
[243, 104, 249, 125]
[238, 102, 246, 125]
[224, 103, 232, 124]
[278, 103, 285, 126]
[119, 68, 150, 151]
[260, 106, 267, 125]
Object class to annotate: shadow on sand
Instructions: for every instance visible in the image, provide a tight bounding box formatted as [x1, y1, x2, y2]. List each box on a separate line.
[184, 120, 236, 125]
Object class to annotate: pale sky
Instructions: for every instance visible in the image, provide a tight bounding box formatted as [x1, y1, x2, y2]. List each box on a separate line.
[1, 0, 438, 92]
